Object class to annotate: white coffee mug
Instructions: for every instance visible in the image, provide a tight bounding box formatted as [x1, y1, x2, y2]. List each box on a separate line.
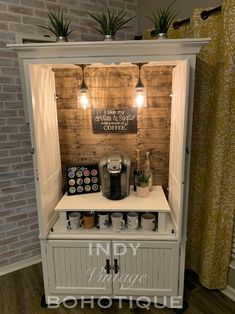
[141, 213, 156, 231]
[97, 213, 110, 229]
[127, 212, 139, 230]
[111, 212, 125, 231]
[66, 212, 81, 230]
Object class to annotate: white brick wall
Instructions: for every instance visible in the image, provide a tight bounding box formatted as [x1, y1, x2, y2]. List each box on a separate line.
[0, 0, 139, 269]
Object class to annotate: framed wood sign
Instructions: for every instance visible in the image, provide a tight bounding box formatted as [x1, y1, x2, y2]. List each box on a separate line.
[92, 108, 137, 133]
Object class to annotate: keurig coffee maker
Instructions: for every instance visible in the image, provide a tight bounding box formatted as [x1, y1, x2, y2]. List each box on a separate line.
[99, 153, 131, 200]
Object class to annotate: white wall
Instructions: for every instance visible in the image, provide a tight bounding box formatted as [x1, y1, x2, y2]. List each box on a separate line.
[139, 0, 221, 33]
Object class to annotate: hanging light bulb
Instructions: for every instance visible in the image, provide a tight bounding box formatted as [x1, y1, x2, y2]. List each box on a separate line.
[79, 87, 90, 109]
[134, 63, 147, 108]
[135, 86, 147, 108]
[78, 64, 90, 109]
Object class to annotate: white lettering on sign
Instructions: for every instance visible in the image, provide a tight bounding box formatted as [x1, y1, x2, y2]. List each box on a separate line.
[92, 108, 137, 133]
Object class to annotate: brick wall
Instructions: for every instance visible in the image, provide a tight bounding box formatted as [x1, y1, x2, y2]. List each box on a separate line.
[0, 0, 139, 270]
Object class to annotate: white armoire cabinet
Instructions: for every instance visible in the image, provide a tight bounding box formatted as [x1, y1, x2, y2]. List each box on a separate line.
[9, 39, 208, 309]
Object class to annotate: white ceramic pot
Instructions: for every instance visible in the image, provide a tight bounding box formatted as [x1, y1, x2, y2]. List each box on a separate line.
[136, 186, 149, 198]
[56, 36, 68, 42]
[104, 34, 115, 41]
[157, 33, 168, 39]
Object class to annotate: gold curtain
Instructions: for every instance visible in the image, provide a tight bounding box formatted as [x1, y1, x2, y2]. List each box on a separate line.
[169, 0, 235, 289]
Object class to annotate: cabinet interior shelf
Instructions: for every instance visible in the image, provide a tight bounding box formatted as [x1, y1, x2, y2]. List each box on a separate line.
[49, 212, 176, 240]
[55, 186, 171, 213]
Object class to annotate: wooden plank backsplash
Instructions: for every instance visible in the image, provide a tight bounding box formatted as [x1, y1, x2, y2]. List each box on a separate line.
[55, 64, 173, 189]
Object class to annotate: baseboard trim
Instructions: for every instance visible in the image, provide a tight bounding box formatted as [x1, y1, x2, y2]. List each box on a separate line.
[221, 286, 235, 302]
[0, 255, 41, 276]
[229, 258, 235, 270]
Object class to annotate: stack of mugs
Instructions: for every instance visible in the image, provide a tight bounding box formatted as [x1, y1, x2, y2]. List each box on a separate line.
[66, 211, 157, 232]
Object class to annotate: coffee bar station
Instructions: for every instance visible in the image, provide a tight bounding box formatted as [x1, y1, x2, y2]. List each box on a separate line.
[9, 39, 208, 307]
[52, 152, 173, 240]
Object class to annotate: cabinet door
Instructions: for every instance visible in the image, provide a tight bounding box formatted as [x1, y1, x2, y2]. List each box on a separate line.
[29, 65, 62, 237]
[112, 241, 179, 296]
[47, 240, 112, 295]
[169, 59, 190, 239]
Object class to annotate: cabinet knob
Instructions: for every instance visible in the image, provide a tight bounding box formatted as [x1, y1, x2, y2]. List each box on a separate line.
[112, 259, 120, 274]
[105, 259, 111, 274]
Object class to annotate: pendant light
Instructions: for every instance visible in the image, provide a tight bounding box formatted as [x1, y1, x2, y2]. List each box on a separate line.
[78, 64, 90, 109]
[134, 63, 147, 108]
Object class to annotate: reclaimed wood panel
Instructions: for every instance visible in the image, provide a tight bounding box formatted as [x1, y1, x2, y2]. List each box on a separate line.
[54, 64, 173, 188]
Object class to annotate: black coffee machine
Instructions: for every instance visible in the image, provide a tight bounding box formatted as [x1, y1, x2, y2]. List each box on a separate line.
[99, 153, 131, 200]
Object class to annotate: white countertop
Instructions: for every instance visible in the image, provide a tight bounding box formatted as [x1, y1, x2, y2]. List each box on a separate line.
[55, 186, 171, 212]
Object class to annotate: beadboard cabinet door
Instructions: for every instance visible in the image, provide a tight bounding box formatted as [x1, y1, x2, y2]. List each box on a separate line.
[112, 241, 179, 296]
[29, 65, 62, 238]
[47, 240, 112, 295]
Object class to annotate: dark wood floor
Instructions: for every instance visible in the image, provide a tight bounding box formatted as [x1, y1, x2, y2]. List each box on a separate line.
[0, 263, 234, 314]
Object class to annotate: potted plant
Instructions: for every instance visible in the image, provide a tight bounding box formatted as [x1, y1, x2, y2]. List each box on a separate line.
[147, 0, 177, 39]
[37, 10, 76, 42]
[87, 4, 136, 40]
[136, 173, 150, 198]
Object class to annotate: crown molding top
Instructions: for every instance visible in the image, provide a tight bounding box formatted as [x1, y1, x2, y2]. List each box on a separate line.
[8, 39, 210, 61]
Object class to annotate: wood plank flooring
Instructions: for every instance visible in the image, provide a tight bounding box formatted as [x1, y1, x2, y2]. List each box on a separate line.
[0, 264, 234, 314]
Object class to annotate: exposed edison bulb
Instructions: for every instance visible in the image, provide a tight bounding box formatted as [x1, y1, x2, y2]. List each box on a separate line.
[79, 89, 90, 109]
[134, 87, 147, 108]
[136, 93, 145, 107]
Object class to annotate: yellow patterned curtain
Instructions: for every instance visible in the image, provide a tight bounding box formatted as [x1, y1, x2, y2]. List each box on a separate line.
[170, 0, 235, 289]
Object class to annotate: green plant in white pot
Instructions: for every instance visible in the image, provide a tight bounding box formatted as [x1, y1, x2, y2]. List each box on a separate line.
[147, 0, 177, 39]
[87, 4, 136, 40]
[136, 173, 150, 198]
[37, 10, 76, 42]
